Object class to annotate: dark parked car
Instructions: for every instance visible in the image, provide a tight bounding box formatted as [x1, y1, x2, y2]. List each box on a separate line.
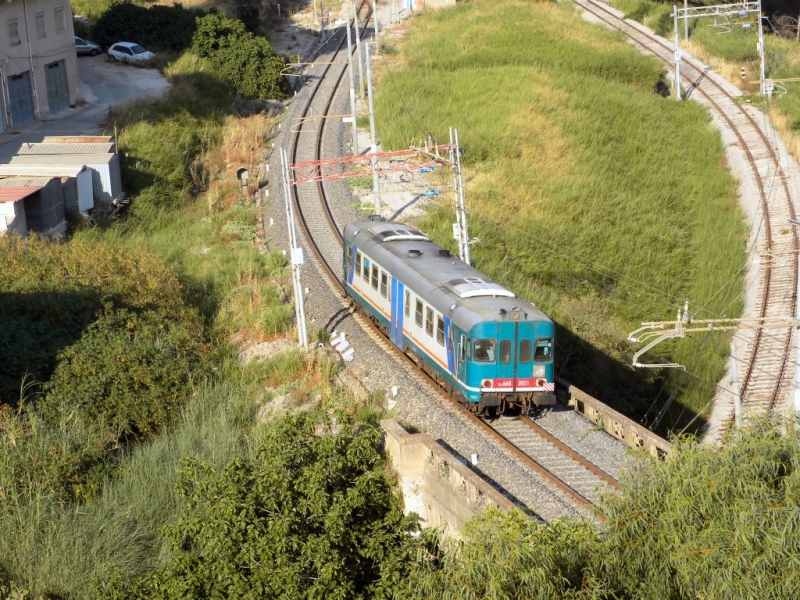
[75, 36, 101, 56]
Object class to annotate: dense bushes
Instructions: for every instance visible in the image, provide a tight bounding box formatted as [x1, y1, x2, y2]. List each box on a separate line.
[104, 411, 431, 599]
[0, 237, 208, 502]
[0, 236, 199, 404]
[191, 12, 287, 100]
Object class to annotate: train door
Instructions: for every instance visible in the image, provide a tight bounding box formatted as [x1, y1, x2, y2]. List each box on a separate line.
[457, 334, 468, 383]
[495, 321, 518, 389]
[445, 318, 455, 375]
[389, 278, 404, 346]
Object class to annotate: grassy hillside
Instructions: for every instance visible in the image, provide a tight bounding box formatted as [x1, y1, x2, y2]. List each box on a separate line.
[374, 0, 747, 431]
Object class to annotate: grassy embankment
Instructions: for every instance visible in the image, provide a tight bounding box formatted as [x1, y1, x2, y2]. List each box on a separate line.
[374, 0, 746, 431]
[0, 50, 354, 597]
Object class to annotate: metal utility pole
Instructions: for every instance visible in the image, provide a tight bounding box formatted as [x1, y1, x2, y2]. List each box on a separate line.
[346, 6, 359, 154]
[450, 128, 470, 266]
[730, 342, 742, 428]
[353, 0, 365, 98]
[673, 2, 765, 99]
[373, 0, 381, 52]
[281, 148, 309, 351]
[366, 42, 381, 216]
[673, 4, 682, 101]
[684, 0, 689, 39]
[757, 0, 766, 95]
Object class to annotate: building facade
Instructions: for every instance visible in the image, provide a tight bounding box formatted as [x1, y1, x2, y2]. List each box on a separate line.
[0, 0, 79, 132]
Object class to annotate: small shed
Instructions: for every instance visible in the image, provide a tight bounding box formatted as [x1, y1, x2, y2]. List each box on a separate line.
[0, 177, 66, 238]
[0, 165, 94, 213]
[8, 154, 123, 204]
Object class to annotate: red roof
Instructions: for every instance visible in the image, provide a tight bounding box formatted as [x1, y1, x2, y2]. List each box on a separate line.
[0, 185, 44, 204]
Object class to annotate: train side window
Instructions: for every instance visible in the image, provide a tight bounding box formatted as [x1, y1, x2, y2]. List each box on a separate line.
[380, 271, 388, 298]
[347, 246, 353, 268]
[436, 316, 445, 346]
[519, 340, 532, 363]
[499, 340, 511, 364]
[460, 335, 466, 362]
[415, 300, 423, 327]
[371, 264, 379, 290]
[425, 307, 434, 337]
[355, 251, 362, 277]
[405, 290, 410, 317]
[535, 338, 553, 361]
[363, 258, 370, 282]
[474, 339, 495, 362]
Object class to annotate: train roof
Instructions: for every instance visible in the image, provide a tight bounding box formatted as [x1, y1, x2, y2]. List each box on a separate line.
[344, 220, 552, 331]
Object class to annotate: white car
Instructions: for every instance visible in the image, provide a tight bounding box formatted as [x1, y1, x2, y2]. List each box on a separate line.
[107, 42, 155, 63]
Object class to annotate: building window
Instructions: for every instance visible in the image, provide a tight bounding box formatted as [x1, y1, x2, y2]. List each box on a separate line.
[54, 6, 65, 32]
[436, 316, 445, 346]
[415, 300, 423, 327]
[425, 307, 433, 337]
[8, 19, 21, 46]
[35, 11, 46, 39]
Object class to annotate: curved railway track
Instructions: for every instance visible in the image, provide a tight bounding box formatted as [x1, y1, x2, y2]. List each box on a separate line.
[281, 3, 622, 520]
[575, 0, 799, 429]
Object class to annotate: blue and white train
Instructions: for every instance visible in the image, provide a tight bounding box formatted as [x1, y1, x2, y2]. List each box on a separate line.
[343, 219, 556, 415]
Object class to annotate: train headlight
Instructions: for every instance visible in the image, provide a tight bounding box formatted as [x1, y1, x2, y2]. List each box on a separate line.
[533, 366, 546, 377]
[481, 379, 493, 388]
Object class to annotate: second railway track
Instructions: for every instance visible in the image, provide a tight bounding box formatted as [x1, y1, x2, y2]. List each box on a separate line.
[574, 0, 800, 434]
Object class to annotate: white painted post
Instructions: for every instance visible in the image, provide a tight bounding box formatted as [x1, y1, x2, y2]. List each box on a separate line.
[366, 42, 381, 216]
[346, 6, 359, 154]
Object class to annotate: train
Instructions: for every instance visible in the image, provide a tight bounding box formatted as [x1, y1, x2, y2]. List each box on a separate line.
[342, 218, 556, 415]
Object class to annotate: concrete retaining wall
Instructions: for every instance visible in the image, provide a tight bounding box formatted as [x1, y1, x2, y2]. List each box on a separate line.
[381, 419, 515, 537]
[557, 377, 673, 457]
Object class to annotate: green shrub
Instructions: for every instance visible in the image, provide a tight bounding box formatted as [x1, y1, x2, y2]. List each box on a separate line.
[191, 12, 288, 100]
[39, 307, 207, 441]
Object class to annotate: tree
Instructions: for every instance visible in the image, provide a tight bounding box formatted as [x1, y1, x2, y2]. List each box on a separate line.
[598, 419, 800, 599]
[191, 12, 287, 100]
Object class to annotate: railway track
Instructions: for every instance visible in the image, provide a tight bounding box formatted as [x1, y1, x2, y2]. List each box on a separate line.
[575, 0, 800, 432]
[278, 3, 628, 520]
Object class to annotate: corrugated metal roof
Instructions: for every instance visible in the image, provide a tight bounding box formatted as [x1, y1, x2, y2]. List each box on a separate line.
[0, 177, 52, 187]
[9, 154, 117, 166]
[42, 135, 113, 144]
[0, 164, 86, 177]
[17, 143, 115, 155]
[0, 185, 44, 204]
